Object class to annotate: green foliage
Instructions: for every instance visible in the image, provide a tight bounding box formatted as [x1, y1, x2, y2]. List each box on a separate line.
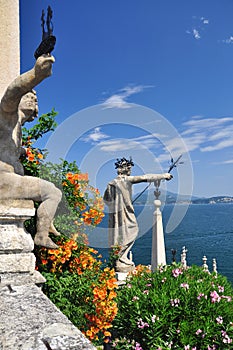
[36, 234, 118, 344]
[111, 264, 233, 349]
[21, 109, 57, 177]
[22, 108, 57, 143]
[22, 110, 104, 237]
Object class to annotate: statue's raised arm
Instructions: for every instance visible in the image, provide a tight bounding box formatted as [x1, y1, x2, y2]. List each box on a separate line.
[1, 54, 55, 113]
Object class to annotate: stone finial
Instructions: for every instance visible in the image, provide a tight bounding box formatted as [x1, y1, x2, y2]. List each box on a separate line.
[181, 246, 188, 268]
[202, 255, 209, 272]
[212, 258, 217, 274]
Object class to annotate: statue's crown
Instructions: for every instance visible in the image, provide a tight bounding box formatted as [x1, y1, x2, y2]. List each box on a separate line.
[115, 157, 134, 169]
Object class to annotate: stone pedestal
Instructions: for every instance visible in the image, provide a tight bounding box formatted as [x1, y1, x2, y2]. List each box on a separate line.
[0, 199, 45, 286]
[151, 199, 166, 271]
[116, 271, 128, 282]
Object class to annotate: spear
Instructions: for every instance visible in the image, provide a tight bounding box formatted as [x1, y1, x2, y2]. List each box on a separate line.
[132, 154, 183, 204]
[167, 154, 183, 173]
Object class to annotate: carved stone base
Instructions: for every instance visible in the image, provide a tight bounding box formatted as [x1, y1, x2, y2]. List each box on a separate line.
[0, 199, 44, 285]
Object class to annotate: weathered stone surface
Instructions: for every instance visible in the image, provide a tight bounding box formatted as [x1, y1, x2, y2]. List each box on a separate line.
[0, 271, 46, 286]
[0, 284, 96, 350]
[0, 228, 34, 253]
[0, 200, 35, 217]
[0, 200, 35, 253]
[0, 253, 35, 273]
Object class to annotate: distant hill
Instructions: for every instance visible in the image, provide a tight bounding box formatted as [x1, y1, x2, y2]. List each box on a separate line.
[133, 189, 233, 205]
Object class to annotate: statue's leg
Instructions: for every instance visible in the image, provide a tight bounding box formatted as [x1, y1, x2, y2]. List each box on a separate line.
[33, 180, 62, 249]
[0, 173, 62, 249]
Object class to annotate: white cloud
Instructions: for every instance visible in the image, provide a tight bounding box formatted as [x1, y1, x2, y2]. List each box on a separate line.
[81, 127, 109, 143]
[186, 16, 209, 40]
[221, 159, 233, 164]
[181, 116, 233, 153]
[99, 134, 160, 152]
[200, 17, 209, 25]
[201, 139, 233, 152]
[101, 85, 153, 109]
[222, 36, 233, 44]
[193, 29, 201, 40]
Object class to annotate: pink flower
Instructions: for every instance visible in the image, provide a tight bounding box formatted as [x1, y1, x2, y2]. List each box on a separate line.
[221, 330, 232, 344]
[143, 290, 149, 295]
[218, 285, 224, 293]
[180, 283, 189, 290]
[216, 316, 223, 324]
[135, 342, 143, 350]
[151, 315, 159, 323]
[170, 298, 180, 307]
[162, 277, 167, 283]
[210, 290, 221, 303]
[137, 318, 149, 329]
[197, 293, 207, 300]
[146, 283, 152, 287]
[222, 295, 232, 302]
[172, 268, 183, 278]
[132, 296, 139, 301]
[184, 345, 190, 350]
[196, 329, 202, 335]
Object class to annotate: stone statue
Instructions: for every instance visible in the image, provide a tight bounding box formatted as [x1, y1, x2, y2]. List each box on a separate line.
[0, 54, 62, 249]
[104, 157, 172, 273]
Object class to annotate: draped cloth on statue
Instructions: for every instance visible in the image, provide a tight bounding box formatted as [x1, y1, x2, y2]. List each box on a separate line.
[104, 175, 138, 267]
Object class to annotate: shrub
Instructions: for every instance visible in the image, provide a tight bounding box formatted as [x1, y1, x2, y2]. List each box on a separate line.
[22, 111, 116, 344]
[35, 234, 118, 344]
[111, 264, 233, 350]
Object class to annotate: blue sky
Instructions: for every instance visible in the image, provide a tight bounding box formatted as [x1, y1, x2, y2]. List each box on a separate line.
[20, 0, 233, 198]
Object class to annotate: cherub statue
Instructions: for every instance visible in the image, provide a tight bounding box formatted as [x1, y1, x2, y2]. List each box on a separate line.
[0, 54, 61, 249]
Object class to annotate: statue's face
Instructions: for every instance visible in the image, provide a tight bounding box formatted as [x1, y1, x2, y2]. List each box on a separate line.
[120, 165, 132, 176]
[19, 92, 38, 124]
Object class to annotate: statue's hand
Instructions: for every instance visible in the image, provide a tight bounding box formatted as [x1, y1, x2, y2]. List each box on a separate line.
[35, 54, 55, 78]
[164, 173, 173, 181]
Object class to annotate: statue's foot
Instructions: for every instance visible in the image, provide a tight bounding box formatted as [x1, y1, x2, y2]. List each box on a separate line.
[34, 234, 58, 249]
[49, 221, 61, 237]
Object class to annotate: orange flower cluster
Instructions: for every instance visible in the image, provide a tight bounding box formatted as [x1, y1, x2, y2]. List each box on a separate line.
[25, 147, 43, 164]
[63, 172, 105, 228]
[130, 264, 151, 276]
[85, 267, 118, 342]
[37, 236, 118, 342]
[66, 172, 89, 183]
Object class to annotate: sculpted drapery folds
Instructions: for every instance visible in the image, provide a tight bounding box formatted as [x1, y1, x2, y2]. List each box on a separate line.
[104, 157, 172, 273]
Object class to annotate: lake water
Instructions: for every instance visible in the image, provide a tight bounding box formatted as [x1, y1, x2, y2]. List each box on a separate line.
[91, 204, 233, 284]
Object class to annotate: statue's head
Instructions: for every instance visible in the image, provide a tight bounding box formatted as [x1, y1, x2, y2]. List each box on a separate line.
[115, 157, 134, 175]
[18, 90, 38, 125]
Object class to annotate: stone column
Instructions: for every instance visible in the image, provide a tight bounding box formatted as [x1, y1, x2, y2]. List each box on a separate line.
[0, 0, 20, 99]
[151, 181, 166, 271]
[0, 199, 45, 286]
